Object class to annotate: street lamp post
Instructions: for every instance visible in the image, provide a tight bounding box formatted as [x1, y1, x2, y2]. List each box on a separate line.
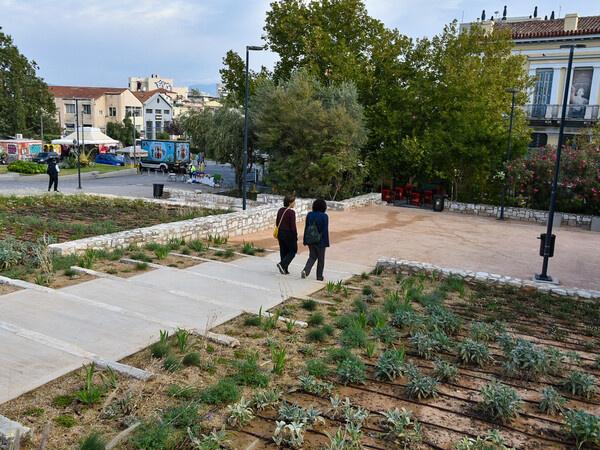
[75, 98, 82, 189]
[535, 44, 586, 282]
[499, 88, 519, 220]
[40, 109, 45, 145]
[243, 45, 264, 210]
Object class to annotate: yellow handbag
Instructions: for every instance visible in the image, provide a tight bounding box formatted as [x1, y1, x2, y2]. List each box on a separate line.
[274, 207, 290, 239]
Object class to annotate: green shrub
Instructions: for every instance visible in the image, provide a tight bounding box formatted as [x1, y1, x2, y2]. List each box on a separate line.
[233, 357, 270, 388]
[129, 420, 179, 449]
[52, 395, 73, 407]
[433, 358, 459, 383]
[200, 378, 241, 404]
[340, 326, 368, 348]
[244, 315, 262, 326]
[301, 299, 317, 311]
[151, 342, 169, 359]
[563, 409, 600, 449]
[305, 359, 330, 378]
[479, 382, 523, 423]
[162, 401, 200, 428]
[307, 312, 324, 326]
[560, 370, 597, 399]
[53, 414, 77, 427]
[79, 431, 108, 450]
[375, 349, 405, 381]
[456, 339, 492, 367]
[405, 374, 439, 399]
[162, 355, 181, 372]
[7, 160, 46, 174]
[182, 352, 202, 367]
[337, 357, 366, 385]
[539, 387, 566, 416]
[307, 327, 327, 342]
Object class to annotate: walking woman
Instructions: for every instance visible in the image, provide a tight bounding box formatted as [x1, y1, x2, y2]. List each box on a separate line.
[301, 198, 329, 281]
[276, 194, 297, 275]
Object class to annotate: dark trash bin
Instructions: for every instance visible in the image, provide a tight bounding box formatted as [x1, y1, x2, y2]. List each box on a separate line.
[433, 194, 445, 212]
[538, 233, 556, 257]
[153, 183, 164, 198]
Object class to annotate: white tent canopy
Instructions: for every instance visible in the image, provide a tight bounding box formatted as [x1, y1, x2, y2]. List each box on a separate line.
[52, 127, 120, 146]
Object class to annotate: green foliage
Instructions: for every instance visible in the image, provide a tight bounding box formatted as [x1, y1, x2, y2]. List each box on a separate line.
[270, 344, 287, 375]
[454, 429, 515, 450]
[162, 355, 181, 372]
[381, 407, 423, 448]
[456, 339, 492, 367]
[182, 352, 202, 367]
[307, 312, 324, 326]
[299, 374, 335, 395]
[130, 420, 179, 449]
[307, 327, 327, 342]
[562, 409, 600, 449]
[337, 357, 367, 385]
[7, 160, 47, 174]
[560, 370, 597, 399]
[538, 387, 566, 416]
[501, 337, 551, 381]
[52, 395, 73, 407]
[105, 113, 139, 147]
[175, 328, 192, 354]
[375, 349, 405, 381]
[304, 359, 330, 378]
[189, 425, 232, 449]
[371, 325, 398, 345]
[79, 431, 108, 449]
[253, 71, 367, 200]
[340, 325, 368, 348]
[405, 374, 439, 399]
[200, 378, 241, 404]
[233, 353, 270, 387]
[53, 415, 77, 427]
[74, 363, 105, 405]
[479, 382, 523, 423]
[301, 299, 317, 311]
[151, 342, 169, 359]
[433, 358, 460, 383]
[252, 389, 282, 410]
[162, 401, 200, 429]
[227, 397, 254, 427]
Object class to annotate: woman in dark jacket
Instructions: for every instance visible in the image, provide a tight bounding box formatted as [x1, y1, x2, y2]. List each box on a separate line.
[276, 194, 297, 274]
[301, 198, 329, 281]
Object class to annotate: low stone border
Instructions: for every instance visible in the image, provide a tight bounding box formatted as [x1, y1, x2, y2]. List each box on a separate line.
[258, 193, 383, 211]
[376, 257, 600, 301]
[48, 193, 382, 256]
[445, 200, 599, 231]
[0, 415, 30, 449]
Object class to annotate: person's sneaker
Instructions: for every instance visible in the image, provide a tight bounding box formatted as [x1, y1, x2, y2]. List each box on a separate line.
[301, 270, 307, 279]
[277, 263, 285, 274]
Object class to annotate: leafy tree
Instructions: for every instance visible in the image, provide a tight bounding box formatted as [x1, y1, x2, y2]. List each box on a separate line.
[165, 118, 185, 136]
[219, 50, 271, 108]
[105, 114, 138, 147]
[412, 22, 533, 201]
[156, 131, 170, 140]
[0, 27, 56, 137]
[182, 107, 257, 193]
[253, 71, 366, 199]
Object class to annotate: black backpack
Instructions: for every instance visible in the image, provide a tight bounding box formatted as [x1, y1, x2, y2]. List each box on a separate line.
[46, 163, 54, 175]
[304, 221, 322, 245]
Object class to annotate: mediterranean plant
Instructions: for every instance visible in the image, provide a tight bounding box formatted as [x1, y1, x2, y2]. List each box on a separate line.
[454, 429, 515, 449]
[538, 387, 566, 416]
[405, 374, 439, 400]
[381, 407, 423, 449]
[479, 382, 523, 423]
[559, 370, 597, 398]
[337, 357, 367, 385]
[456, 339, 492, 367]
[433, 358, 460, 383]
[375, 349, 405, 381]
[227, 397, 254, 427]
[562, 409, 600, 449]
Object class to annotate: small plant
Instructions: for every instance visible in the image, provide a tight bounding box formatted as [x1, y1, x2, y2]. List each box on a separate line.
[361, 271, 370, 280]
[467, 321, 496, 343]
[175, 328, 193, 353]
[74, 363, 105, 405]
[409, 332, 441, 359]
[363, 340, 377, 358]
[78, 431, 108, 449]
[299, 344, 315, 355]
[182, 351, 202, 367]
[340, 325, 368, 348]
[24, 407, 44, 417]
[337, 357, 367, 385]
[539, 387, 566, 415]
[381, 407, 423, 448]
[200, 378, 241, 404]
[53, 414, 77, 427]
[301, 299, 317, 310]
[405, 374, 439, 399]
[372, 325, 399, 346]
[454, 429, 514, 450]
[479, 382, 523, 423]
[566, 350, 583, 367]
[252, 389, 282, 410]
[560, 370, 597, 398]
[99, 366, 118, 390]
[162, 355, 181, 372]
[52, 395, 73, 407]
[241, 241, 256, 255]
[271, 343, 287, 375]
[150, 342, 169, 358]
[224, 248, 234, 257]
[154, 245, 170, 260]
[227, 397, 254, 427]
[273, 420, 306, 448]
[134, 261, 149, 270]
[299, 374, 335, 395]
[595, 356, 600, 370]
[305, 359, 331, 378]
[433, 358, 460, 383]
[362, 285, 374, 295]
[188, 240, 205, 252]
[307, 312, 325, 326]
[189, 425, 232, 449]
[562, 409, 600, 449]
[456, 339, 492, 367]
[501, 338, 549, 381]
[262, 310, 280, 331]
[375, 349, 405, 381]
[326, 281, 336, 296]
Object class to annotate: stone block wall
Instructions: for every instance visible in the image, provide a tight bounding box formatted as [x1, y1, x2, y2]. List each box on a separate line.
[445, 201, 596, 230]
[376, 257, 600, 301]
[48, 193, 381, 256]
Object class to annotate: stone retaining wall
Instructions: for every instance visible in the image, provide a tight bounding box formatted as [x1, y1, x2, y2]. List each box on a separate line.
[376, 257, 600, 301]
[258, 193, 382, 211]
[48, 193, 380, 256]
[445, 200, 598, 230]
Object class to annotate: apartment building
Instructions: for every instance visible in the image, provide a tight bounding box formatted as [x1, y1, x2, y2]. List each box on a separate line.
[50, 86, 143, 135]
[463, 10, 600, 147]
[132, 90, 174, 139]
[129, 74, 188, 101]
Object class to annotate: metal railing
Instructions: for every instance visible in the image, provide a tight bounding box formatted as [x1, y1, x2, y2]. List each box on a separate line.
[525, 104, 600, 120]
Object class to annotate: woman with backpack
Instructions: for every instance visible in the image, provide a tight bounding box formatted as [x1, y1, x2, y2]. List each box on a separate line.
[275, 194, 298, 275]
[47, 158, 59, 192]
[301, 198, 329, 281]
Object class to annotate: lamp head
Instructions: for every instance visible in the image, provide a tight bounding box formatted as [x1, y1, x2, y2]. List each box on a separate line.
[506, 88, 519, 93]
[247, 45, 264, 51]
[560, 44, 586, 49]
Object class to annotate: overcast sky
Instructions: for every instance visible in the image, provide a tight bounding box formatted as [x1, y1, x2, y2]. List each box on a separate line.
[1, 0, 598, 94]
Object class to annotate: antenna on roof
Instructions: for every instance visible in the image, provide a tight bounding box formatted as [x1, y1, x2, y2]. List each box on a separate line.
[502, 5, 507, 20]
[534, 6, 538, 18]
[550, 11, 555, 20]
[481, 10, 486, 21]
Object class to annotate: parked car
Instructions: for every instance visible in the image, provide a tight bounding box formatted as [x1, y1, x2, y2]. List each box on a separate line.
[94, 154, 125, 166]
[32, 151, 59, 164]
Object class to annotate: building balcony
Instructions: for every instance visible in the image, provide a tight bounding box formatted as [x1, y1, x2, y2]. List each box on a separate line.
[525, 104, 600, 121]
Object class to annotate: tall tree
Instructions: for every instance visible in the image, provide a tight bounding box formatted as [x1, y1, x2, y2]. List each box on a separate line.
[219, 50, 271, 108]
[106, 114, 138, 147]
[0, 27, 56, 136]
[253, 71, 366, 199]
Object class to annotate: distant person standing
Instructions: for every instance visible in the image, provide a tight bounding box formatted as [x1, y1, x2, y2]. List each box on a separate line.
[276, 195, 297, 275]
[47, 158, 59, 192]
[301, 198, 329, 281]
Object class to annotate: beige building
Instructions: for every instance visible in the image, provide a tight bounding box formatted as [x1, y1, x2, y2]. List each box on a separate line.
[464, 10, 600, 147]
[129, 74, 189, 101]
[50, 86, 143, 135]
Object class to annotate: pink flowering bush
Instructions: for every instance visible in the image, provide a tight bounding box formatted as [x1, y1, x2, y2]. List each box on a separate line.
[506, 146, 600, 215]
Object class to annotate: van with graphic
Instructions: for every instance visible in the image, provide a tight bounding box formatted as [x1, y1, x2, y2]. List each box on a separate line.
[139, 139, 190, 172]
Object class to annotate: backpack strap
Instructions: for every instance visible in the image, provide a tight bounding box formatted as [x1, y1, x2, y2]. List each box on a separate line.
[277, 207, 290, 228]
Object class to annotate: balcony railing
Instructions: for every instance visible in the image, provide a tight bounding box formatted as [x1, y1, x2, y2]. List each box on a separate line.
[525, 104, 600, 120]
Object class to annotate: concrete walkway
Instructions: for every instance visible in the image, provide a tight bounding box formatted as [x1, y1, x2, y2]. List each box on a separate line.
[0, 253, 369, 405]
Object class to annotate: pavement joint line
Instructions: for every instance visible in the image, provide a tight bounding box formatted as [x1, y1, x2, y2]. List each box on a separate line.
[70, 266, 125, 281]
[187, 329, 240, 347]
[120, 258, 275, 292]
[169, 252, 228, 264]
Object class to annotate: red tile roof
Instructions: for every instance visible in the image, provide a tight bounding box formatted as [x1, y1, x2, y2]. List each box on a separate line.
[494, 15, 600, 39]
[49, 86, 129, 99]
[132, 88, 177, 103]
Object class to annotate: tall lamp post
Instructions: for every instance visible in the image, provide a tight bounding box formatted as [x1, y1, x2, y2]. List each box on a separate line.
[535, 43, 585, 282]
[40, 109, 45, 145]
[499, 88, 519, 220]
[75, 98, 82, 190]
[243, 45, 264, 210]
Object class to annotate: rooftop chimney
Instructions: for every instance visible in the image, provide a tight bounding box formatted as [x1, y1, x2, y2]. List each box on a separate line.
[550, 11, 555, 20]
[564, 13, 579, 31]
[533, 6, 537, 18]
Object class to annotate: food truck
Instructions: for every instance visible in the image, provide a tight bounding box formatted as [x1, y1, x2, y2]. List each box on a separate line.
[139, 139, 190, 172]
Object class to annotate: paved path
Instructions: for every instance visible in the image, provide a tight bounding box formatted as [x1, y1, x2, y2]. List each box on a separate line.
[0, 253, 369, 405]
[230, 205, 600, 292]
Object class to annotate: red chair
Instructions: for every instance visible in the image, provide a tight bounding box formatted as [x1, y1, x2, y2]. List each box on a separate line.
[381, 189, 392, 203]
[410, 192, 421, 206]
[434, 187, 441, 195]
[424, 190, 433, 205]
[404, 185, 413, 203]
[394, 187, 404, 201]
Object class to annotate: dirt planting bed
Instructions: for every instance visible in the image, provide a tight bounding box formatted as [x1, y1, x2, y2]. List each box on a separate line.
[1, 269, 599, 449]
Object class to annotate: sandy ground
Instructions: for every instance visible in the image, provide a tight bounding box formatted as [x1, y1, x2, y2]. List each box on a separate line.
[230, 204, 600, 292]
